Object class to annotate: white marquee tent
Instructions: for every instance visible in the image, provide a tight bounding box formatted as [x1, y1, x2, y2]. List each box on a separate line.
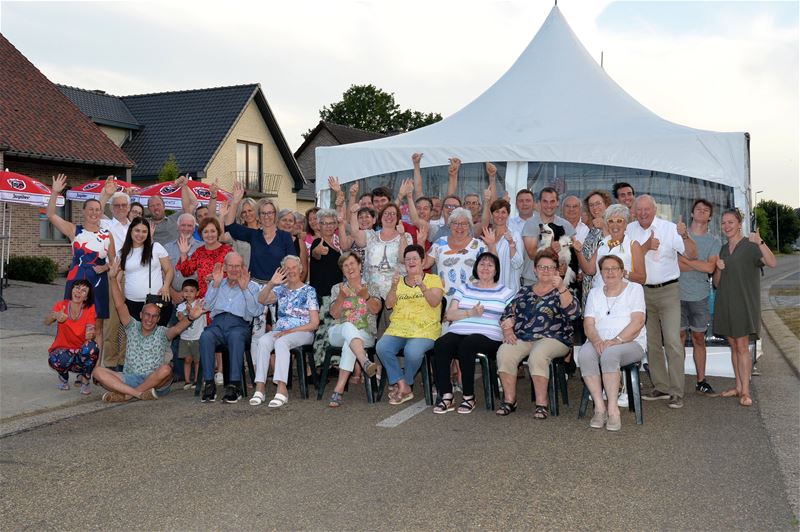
[315, 6, 750, 214]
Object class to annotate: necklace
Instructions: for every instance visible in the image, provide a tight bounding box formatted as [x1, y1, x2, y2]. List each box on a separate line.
[603, 285, 622, 315]
[68, 302, 82, 321]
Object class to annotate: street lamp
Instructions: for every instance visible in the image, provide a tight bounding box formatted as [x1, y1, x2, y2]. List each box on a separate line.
[754, 190, 763, 233]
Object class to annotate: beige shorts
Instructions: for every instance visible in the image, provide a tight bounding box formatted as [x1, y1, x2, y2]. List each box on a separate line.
[496, 337, 570, 377]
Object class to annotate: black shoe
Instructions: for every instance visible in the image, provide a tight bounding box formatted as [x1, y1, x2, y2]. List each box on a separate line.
[695, 380, 716, 395]
[223, 383, 242, 404]
[201, 381, 217, 403]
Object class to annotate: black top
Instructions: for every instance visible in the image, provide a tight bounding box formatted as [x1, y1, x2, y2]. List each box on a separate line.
[309, 237, 342, 304]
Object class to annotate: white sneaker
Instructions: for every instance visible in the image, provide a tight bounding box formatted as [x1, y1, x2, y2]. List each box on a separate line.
[214, 372, 224, 385]
[617, 392, 629, 408]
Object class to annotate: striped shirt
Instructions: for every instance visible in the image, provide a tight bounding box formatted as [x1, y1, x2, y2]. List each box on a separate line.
[448, 283, 517, 341]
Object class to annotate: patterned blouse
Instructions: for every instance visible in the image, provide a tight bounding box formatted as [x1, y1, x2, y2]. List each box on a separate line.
[176, 244, 232, 296]
[580, 227, 604, 307]
[501, 285, 579, 346]
[329, 281, 382, 336]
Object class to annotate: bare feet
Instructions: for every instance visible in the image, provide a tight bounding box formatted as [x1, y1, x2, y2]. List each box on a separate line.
[720, 388, 740, 398]
[739, 394, 753, 407]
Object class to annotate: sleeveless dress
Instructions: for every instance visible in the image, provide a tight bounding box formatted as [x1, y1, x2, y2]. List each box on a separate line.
[64, 224, 111, 319]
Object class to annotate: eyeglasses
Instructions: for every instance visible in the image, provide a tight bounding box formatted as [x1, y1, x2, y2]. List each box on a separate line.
[535, 265, 558, 272]
[260, 211, 276, 216]
[465, 201, 480, 206]
[607, 218, 626, 224]
[112, 203, 128, 208]
[601, 267, 622, 273]
[451, 221, 470, 227]
[444, 204, 458, 210]
[320, 221, 337, 226]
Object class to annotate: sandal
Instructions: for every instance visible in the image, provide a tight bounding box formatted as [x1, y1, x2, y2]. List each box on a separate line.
[57, 380, 70, 391]
[249, 391, 265, 406]
[389, 391, 414, 405]
[268, 393, 288, 408]
[457, 396, 476, 414]
[433, 395, 455, 414]
[328, 392, 343, 408]
[495, 401, 517, 416]
[80, 381, 91, 395]
[362, 360, 378, 379]
[739, 394, 753, 407]
[533, 405, 548, 420]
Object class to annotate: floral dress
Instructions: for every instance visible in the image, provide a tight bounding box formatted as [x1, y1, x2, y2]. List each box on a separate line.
[65, 224, 112, 319]
[580, 227, 604, 307]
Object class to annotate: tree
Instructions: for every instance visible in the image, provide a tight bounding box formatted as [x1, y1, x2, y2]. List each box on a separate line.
[305, 84, 442, 137]
[755, 200, 800, 253]
[157, 153, 180, 182]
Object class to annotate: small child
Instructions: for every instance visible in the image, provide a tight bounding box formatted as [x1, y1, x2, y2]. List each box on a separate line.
[176, 279, 206, 390]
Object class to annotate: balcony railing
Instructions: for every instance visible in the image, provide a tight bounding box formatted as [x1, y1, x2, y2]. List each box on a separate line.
[231, 171, 282, 197]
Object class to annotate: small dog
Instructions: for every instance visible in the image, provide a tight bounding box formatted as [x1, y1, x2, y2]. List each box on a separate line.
[537, 224, 576, 286]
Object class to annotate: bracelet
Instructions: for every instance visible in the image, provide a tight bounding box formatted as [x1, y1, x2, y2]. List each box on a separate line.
[614, 335, 622, 343]
[558, 288, 568, 294]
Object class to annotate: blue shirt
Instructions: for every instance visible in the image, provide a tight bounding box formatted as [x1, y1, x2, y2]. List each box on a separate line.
[225, 223, 295, 281]
[204, 279, 264, 321]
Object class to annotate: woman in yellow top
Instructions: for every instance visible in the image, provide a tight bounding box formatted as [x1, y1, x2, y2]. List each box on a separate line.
[376, 244, 444, 405]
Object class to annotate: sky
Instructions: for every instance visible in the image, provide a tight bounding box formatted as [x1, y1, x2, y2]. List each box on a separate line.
[1, 0, 797, 207]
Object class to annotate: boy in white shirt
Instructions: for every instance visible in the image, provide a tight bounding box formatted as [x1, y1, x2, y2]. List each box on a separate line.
[176, 279, 206, 389]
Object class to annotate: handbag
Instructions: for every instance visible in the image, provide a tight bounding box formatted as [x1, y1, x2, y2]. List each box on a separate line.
[145, 256, 167, 308]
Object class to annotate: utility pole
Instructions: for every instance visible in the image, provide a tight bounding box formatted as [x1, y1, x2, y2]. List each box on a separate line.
[776, 205, 780, 252]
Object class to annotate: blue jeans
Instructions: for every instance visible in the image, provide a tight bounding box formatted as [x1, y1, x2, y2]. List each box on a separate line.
[376, 334, 434, 386]
[199, 313, 250, 382]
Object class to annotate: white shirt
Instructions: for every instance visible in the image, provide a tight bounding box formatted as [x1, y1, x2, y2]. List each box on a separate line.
[119, 243, 169, 302]
[176, 301, 206, 341]
[508, 215, 533, 235]
[101, 217, 130, 251]
[571, 220, 589, 244]
[626, 217, 685, 285]
[584, 281, 647, 351]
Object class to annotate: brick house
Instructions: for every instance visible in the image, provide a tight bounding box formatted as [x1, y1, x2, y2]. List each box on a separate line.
[0, 35, 134, 271]
[59, 84, 307, 211]
[294, 121, 387, 205]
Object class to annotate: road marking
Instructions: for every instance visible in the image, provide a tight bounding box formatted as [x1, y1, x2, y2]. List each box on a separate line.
[376, 399, 428, 428]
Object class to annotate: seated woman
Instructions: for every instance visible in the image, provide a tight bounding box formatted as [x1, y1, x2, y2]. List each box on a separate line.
[578, 255, 647, 431]
[326, 252, 382, 407]
[46, 279, 99, 394]
[495, 248, 579, 419]
[376, 244, 444, 405]
[432, 252, 516, 414]
[251, 255, 319, 407]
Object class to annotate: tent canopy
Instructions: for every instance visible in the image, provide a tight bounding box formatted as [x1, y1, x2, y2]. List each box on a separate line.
[315, 7, 748, 199]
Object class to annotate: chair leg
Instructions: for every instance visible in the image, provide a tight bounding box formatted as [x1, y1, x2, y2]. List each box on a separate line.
[195, 358, 203, 397]
[625, 366, 634, 413]
[548, 361, 559, 416]
[364, 348, 378, 403]
[477, 355, 493, 411]
[558, 360, 569, 407]
[488, 356, 501, 400]
[245, 349, 256, 386]
[294, 348, 308, 399]
[317, 348, 336, 400]
[630, 365, 644, 425]
[422, 352, 433, 406]
[578, 382, 590, 418]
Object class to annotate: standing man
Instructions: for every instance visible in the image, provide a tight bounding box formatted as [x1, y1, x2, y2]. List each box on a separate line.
[521, 187, 575, 286]
[612, 182, 636, 220]
[148, 175, 192, 245]
[561, 195, 589, 243]
[508, 189, 536, 234]
[678, 199, 720, 395]
[98, 177, 131, 371]
[199, 252, 264, 403]
[628, 195, 697, 409]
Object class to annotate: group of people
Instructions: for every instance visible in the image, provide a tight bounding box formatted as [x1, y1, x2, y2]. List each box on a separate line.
[44, 154, 776, 431]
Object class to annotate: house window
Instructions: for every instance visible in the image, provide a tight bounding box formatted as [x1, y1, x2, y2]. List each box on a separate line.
[40, 201, 71, 242]
[236, 141, 262, 190]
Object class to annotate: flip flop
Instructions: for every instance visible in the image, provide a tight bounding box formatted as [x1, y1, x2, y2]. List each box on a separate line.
[739, 394, 753, 407]
[268, 393, 288, 408]
[249, 391, 265, 406]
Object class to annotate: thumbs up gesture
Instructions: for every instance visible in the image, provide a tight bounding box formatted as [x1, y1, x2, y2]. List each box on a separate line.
[676, 215, 688, 237]
[645, 229, 660, 251]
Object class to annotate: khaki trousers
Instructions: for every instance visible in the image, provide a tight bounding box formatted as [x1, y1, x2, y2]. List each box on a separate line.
[102, 277, 126, 367]
[644, 282, 684, 397]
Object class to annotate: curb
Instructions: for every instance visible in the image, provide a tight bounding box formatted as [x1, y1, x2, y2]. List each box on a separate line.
[0, 400, 122, 439]
[761, 270, 800, 379]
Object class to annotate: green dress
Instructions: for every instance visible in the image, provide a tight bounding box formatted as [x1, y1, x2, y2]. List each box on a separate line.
[713, 239, 763, 338]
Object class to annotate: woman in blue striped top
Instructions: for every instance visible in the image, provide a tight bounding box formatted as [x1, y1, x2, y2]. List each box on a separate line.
[432, 252, 516, 414]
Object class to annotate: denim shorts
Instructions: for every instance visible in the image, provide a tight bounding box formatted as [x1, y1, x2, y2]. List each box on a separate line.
[680, 298, 710, 333]
[123, 372, 172, 397]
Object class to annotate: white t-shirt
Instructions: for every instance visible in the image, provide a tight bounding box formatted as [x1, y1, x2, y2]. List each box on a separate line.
[584, 281, 647, 351]
[100, 217, 130, 251]
[176, 301, 206, 341]
[120, 243, 169, 302]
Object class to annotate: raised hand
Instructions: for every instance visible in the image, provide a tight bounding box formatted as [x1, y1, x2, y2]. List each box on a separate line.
[103, 175, 117, 195]
[218, 201, 230, 219]
[52, 309, 68, 323]
[51, 174, 68, 194]
[416, 223, 428, 245]
[486, 162, 497, 176]
[232, 181, 245, 203]
[482, 226, 497, 247]
[209, 181, 219, 197]
[748, 227, 762, 244]
[335, 193, 345, 208]
[107, 256, 121, 280]
[398, 178, 414, 198]
[391, 271, 401, 288]
[411, 152, 423, 166]
[356, 284, 370, 300]
[174, 175, 188, 188]
[349, 181, 359, 198]
[644, 229, 660, 251]
[396, 222, 405, 234]
[550, 238, 562, 253]
[238, 269, 251, 290]
[313, 240, 329, 257]
[187, 298, 206, 320]
[716, 258, 726, 271]
[592, 217, 606, 230]
[503, 190, 510, 203]
[448, 157, 461, 176]
[571, 236, 583, 252]
[551, 269, 564, 290]
[178, 234, 192, 255]
[676, 215, 687, 237]
[212, 262, 225, 287]
[270, 266, 288, 286]
[328, 176, 342, 194]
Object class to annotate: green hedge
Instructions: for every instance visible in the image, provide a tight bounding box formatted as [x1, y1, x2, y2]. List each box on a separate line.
[7, 255, 59, 284]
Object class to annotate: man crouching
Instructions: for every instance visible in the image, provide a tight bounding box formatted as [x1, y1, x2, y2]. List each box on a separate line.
[94, 257, 205, 402]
